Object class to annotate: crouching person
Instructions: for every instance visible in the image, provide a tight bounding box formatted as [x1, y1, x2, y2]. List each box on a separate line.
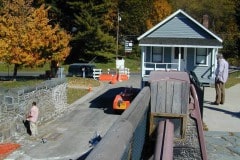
[26, 101, 39, 139]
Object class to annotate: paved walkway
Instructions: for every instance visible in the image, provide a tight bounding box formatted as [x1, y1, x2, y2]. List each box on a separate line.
[6, 82, 122, 160]
[203, 83, 240, 159]
[203, 83, 240, 132]
[6, 76, 141, 160]
[5, 76, 240, 159]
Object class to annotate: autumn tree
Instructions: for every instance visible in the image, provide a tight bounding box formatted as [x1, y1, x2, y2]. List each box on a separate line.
[0, 0, 71, 77]
[146, 0, 172, 29]
[233, 0, 240, 65]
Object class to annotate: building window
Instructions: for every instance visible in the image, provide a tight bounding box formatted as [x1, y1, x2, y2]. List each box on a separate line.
[152, 47, 163, 63]
[174, 47, 184, 59]
[195, 48, 208, 65]
[145, 47, 151, 62]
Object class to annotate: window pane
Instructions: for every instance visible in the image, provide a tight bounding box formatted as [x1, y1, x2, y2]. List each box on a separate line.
[196, 48, 207, 64]
[197, 48, 206, 55]
[152, 47, 162, 62]
[145, 47, 151, 62]
[196, 56, 206, 64]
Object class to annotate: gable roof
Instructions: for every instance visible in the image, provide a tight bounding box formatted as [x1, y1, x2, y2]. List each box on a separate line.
[137, 9, 222, 48]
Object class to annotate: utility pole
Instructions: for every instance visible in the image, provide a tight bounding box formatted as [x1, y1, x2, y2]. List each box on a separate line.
[116, 10, 121, 60]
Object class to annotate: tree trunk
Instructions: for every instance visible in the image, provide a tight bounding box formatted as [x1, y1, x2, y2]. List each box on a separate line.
[13, 64, 19, 79]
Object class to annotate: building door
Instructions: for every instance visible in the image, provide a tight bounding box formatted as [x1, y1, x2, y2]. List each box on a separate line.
[172, 47, 187, 71]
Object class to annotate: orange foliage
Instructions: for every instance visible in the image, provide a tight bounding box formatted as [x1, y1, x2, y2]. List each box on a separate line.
[146, 0, 172, 29]
[103, 8, 117, 31]
[0, 0, 71, 69]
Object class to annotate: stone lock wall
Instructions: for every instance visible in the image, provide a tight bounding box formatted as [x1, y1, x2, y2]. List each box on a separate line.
[0, 79, 68, 142]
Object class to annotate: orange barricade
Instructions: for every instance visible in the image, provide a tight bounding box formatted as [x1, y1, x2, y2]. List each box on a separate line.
[99, 74, 114, 81]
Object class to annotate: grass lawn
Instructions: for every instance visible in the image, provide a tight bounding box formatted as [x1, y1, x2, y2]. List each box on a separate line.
[67, 88, 89, 104]
[0, 79, 44, 89]
[225, 71, 240, 88]
[66, 77, 100, 104]
[0, 63, 52, 72]
[0, 57, 141, 74]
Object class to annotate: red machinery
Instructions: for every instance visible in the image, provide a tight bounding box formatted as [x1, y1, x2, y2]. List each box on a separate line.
[113, 87, 136, 111]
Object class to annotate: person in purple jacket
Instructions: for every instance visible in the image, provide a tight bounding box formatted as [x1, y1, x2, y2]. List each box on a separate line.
[212, 53, 229, 105]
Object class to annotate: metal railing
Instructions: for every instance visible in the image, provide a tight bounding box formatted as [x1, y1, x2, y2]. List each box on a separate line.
[93, 69, 102, 80]
[143, 62, 179, 77]
[93, 68, 130, 80]
[119, 68, 130, 78]
[189, 84, 208, 160]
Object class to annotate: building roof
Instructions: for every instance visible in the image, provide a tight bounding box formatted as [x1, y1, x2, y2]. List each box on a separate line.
[137, 9, 222, 48]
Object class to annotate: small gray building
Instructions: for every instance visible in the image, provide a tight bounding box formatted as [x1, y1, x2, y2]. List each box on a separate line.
[137, 9, 222, 86]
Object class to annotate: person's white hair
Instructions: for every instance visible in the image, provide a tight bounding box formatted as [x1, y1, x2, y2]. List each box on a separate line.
[217, 53, 223, 59]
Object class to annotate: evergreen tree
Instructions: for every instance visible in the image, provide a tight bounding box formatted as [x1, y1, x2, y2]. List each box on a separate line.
[63, 0, 117, 63]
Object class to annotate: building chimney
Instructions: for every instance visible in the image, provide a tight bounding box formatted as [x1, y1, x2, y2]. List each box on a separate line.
[202, 14, 209, 28]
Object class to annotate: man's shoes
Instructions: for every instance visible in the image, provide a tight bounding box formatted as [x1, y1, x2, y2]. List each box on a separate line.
[211, 102, 219, 105]
[220, 102, 224, 105]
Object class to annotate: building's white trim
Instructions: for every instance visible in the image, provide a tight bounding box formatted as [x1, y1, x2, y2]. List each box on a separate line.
[139, 44, 222, 49]
[213, 48, 218, 78]
[141, 47, 145, 78]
